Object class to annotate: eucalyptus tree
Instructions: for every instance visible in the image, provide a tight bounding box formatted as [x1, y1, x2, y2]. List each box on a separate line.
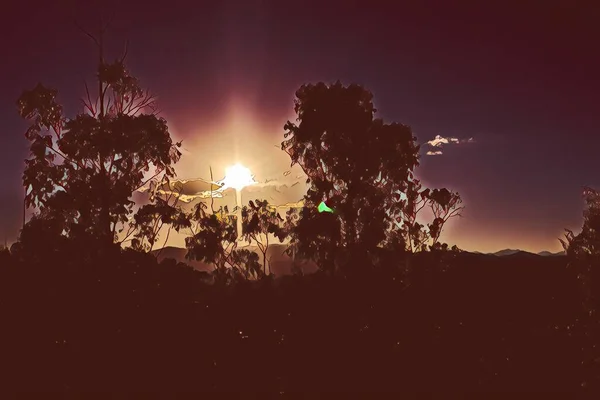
[16, 21, 181, 252]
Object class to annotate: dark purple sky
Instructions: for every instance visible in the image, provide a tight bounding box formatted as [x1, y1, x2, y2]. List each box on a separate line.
[1, 0, 598, 252]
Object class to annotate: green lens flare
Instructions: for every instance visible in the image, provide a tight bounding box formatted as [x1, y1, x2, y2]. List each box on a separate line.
[318, 201, 334, 213]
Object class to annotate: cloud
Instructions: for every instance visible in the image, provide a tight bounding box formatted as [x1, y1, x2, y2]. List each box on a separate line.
[136, 174, 309, 207]
[425, 135, 475, 155]
[427, 136, 457, 147]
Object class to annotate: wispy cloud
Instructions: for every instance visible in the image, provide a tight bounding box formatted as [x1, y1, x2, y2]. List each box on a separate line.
[427, 135, 459, 147]
[425, 135, 475, 155]
[136, 173, 308, 205]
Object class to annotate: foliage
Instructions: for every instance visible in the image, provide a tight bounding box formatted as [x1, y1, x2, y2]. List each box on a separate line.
[389, 180, 464, 253]
[559, 186, 600, 387]
[284, 206, 342, 273]
[281, 82, 418, 268]
[560, 186, 600, 258]
[184, 202, 263, 281]
[8, 213, 68, 263]
[240, 199, 288, 274]
[129, 176, 190, 252]
[16, 43, 181, 248]
[281, 82, 463, 271]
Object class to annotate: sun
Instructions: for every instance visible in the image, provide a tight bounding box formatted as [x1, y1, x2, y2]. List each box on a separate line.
[222, 163, 257, 191]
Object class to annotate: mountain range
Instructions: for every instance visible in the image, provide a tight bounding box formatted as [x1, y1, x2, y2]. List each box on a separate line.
[491, 249, 565, 257]
[151, 246, 566, 276]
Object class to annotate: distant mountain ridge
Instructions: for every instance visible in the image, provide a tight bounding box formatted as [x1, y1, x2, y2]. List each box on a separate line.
[150, 246, 566, 277]
[492, 249, 565, 257]
[537, 250, 566, 257]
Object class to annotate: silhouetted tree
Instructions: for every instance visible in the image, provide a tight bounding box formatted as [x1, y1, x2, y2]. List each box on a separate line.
[16, 25, 181, 250]
[560, 186, 600, 258]
[390, 180, 463, 253]
[281, 82, 420, 269]
[392, 177, 430, 253]
[241, 200, 287, 274]
[284, 206, 342, 273]
[129, 176, 190, 252]
[559, 186, 600, 388]
[560, 187, 600, 308]
[281, 82, 462, 271]
[427, 188, 463, 246]
[184, 202, 263, 281]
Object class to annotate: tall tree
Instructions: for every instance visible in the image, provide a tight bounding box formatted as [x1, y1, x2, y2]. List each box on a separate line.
[559, 186, 600, 388]
[282, 82, 463, 271]
[560, 186, 600, 258]
[16, 22, 181, 249]
[281, 82, 421, 269]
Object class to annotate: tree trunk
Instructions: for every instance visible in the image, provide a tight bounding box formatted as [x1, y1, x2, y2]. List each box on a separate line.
[99, 166, 113, 248]
[235, 190, 243, 240]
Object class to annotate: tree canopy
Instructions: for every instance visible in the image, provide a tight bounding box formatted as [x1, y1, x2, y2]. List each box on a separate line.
[561, 186, 600, 258]
[16, 39, 181, 252]
[281, 81, 462, 271]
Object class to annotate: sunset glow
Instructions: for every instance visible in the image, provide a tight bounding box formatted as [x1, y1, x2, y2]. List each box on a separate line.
[221, 163, 257, 191]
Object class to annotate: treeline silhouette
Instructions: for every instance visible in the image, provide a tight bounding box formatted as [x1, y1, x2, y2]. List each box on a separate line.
[1, 34, 599, 393]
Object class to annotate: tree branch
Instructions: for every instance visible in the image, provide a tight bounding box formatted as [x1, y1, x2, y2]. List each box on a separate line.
[118, 223, 137, 244]
[133, 170, 162, 192]
[101, 83, 109, 114]
[149, 219, 163, 252]
[120, 40, 129, 63]
[43, 144, 84, 170]
[156, 225, 172, 259]
[107, 154, 116, 175]
[101, 9, 117, 34]
[209, 166, 216, 213]
[74, 19, 100, 48]
[126, 90, 157, 116]
[81, 80, 97, 116]
[415, 198, 427, 216]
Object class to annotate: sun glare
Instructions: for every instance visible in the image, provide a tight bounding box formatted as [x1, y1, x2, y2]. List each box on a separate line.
[222, 164, 257, 191]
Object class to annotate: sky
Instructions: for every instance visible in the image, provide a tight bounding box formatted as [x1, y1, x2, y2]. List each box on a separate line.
[0, 0, 598, 253]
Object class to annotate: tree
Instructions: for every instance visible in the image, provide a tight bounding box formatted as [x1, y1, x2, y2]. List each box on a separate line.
[390, 177, 430, 253]
[185, 203, 263, 281]
[16, 24, 181, 249]
[129, 176, 191, 253]
[281, 81, 461, 271]
[241, 200, 288, 274]
[282, 82, 419, 269]
[427, 188, 463, 246]
[560, 187, 600, 310]
[559, 186, 600, 388]
[389, 180, 464, 253]
[560, 186, 600, 258]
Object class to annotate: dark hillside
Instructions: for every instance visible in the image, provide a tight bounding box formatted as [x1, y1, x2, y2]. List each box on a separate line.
[0, 248, 590, 392]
